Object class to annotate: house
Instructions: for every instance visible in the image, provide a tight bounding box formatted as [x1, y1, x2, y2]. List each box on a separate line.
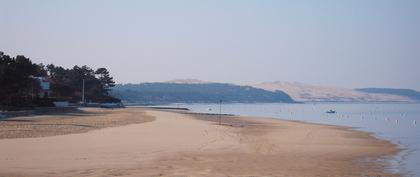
[35, 77, 50, 98]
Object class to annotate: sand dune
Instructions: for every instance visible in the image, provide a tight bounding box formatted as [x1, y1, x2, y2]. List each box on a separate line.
[0, 108, 399, 177]
[254, 81, 411, 102]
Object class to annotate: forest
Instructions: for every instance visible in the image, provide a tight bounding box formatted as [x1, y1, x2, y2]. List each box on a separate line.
[112, 82, 295, 105]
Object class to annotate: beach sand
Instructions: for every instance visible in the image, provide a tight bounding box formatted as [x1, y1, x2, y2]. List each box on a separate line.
[0, 108, 399, 177]
[0, 108, 154, 139]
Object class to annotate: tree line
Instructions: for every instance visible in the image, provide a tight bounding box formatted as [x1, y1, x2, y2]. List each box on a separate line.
[112, 83, 294, 105]
[0, 51, 119, 111]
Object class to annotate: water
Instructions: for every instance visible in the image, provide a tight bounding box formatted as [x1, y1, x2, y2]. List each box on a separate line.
[166, 103, 420, 177]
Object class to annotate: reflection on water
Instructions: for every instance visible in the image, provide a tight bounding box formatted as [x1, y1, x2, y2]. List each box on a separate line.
[169, 103, 420, 177]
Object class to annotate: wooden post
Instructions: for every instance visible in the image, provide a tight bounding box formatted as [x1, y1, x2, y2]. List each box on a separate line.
[219, 100, 222, 125]
[82, 79, 85, 104]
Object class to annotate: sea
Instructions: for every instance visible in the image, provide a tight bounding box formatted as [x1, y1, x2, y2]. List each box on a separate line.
[159, 103, 420, 177]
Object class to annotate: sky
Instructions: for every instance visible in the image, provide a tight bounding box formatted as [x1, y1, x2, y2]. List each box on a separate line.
[1, 0, 420, 90]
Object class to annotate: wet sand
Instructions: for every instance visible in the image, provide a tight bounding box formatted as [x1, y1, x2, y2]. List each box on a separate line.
[0, 108, 400, 177]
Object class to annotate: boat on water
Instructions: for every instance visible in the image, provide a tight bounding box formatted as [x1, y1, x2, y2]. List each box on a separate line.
[326, 110, 337, 114]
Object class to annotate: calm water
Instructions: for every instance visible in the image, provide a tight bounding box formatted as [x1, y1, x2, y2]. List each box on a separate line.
[165, 103, 420, 177]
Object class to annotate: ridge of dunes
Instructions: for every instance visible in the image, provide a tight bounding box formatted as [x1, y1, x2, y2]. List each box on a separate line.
[253, 81, 413, 102]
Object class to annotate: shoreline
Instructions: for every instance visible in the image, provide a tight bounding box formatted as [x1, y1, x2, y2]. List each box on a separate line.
[0, 108, 401, 176]
[185, 109, 406, 174]
[185, 110, 402, 172]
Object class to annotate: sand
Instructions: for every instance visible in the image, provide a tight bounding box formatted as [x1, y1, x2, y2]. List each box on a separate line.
[0, 108, 154, 139]
[0, 108, 400, 177]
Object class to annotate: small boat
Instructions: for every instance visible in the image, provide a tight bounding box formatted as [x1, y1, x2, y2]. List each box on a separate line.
[326, 110, 336, 114]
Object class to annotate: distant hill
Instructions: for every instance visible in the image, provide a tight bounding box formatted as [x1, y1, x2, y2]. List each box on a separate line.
[165, 79, 211, 84]
[356, 88, 420, 102]
[253, 81, 413, 102]
[111, 82, 295, 105]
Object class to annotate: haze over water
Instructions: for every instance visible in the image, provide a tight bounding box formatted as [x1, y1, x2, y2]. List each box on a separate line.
[170, 103, 420, 177]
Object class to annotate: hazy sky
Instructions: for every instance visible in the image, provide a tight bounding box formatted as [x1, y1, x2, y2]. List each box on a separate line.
[1, 0, 419, 89]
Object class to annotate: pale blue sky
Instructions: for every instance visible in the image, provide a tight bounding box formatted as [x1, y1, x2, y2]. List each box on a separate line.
[1, 0, 419, 89]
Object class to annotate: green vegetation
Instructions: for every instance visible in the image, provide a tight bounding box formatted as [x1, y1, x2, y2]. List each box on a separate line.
[46, 65, 118, 103]
[112, 83, 295, 105]
[0, 51, 119, 111]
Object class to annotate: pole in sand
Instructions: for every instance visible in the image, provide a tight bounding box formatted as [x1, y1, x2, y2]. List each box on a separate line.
[219, 100, 222, 125]
[82, 79, 85, 104]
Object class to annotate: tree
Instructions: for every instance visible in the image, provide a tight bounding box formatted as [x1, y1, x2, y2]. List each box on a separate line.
[1, 51, 120, 110]
[47, 65, 118, 103]
[0, 53, 40, 110]
[95, 68, 115, 94]
[46, 64, 75, 100]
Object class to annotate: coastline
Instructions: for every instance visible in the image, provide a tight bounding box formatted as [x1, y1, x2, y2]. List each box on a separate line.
[0, 108, 400, 176]
[185, 111, 401, 176]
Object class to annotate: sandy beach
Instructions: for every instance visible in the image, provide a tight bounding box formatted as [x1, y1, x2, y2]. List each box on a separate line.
[0, 108, 400, 177]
